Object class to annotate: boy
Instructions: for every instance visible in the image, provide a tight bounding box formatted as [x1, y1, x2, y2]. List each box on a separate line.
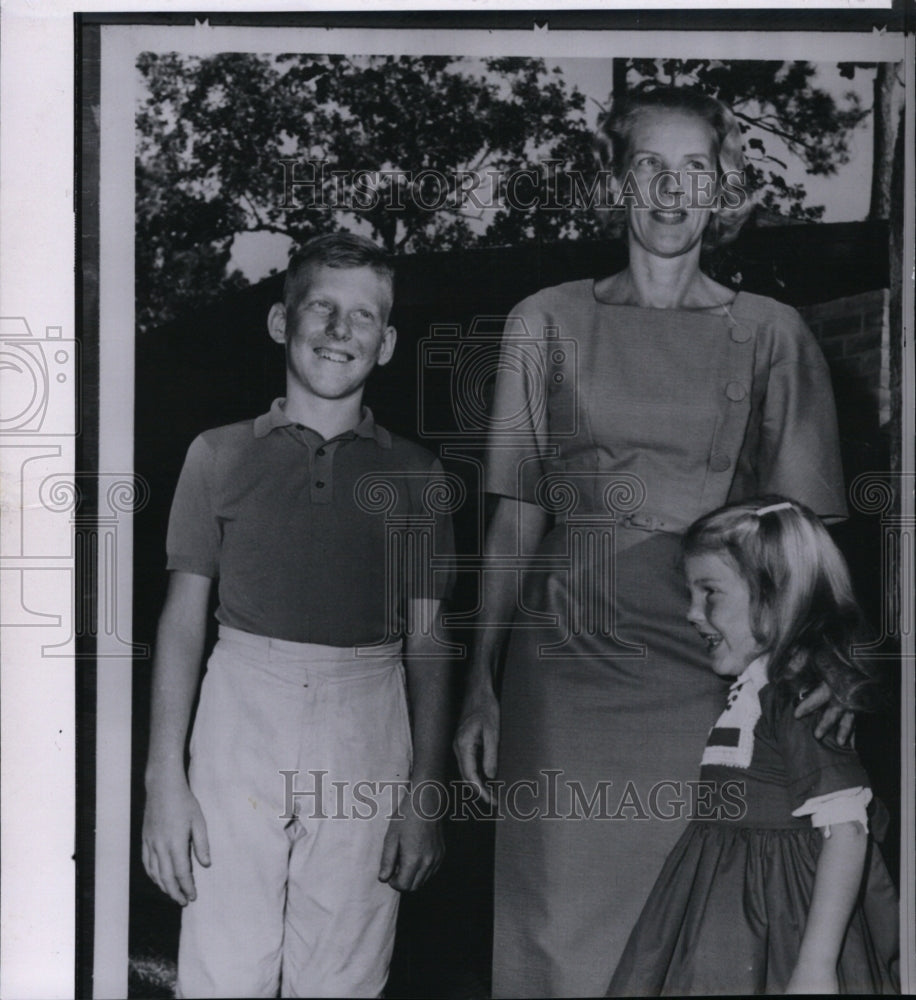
[142, 233, 454, 998]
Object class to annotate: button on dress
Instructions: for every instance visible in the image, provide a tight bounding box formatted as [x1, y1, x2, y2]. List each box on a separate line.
[484, 280, 847, 997]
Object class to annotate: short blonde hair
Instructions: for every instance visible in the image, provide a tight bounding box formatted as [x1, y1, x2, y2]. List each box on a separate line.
[284, 232, 395, 318]
[595, 86, 754, 248]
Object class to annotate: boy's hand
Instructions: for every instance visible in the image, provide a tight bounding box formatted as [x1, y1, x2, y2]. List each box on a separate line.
[142, 777, 211, 906]
[378, 810, 444, 893]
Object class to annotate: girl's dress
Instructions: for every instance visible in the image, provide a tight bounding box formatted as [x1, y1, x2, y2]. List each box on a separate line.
[486, 281, 848, 996]
[608, 657, 900, 996]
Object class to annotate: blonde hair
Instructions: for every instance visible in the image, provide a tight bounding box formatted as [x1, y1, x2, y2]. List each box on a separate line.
[284, 232, 394, 317]
[682, 496, 880, 710]
[595, 86, 754, 248]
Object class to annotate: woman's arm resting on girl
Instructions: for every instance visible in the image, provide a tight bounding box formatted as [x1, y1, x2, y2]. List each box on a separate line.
[785, 819, 868, 994]
[794, 684, 855, 745]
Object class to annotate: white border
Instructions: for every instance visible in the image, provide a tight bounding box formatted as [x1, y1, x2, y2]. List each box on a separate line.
[102, 21, 903, 60]
[0, 5, 76, 1000]
[92, 29, 139, 999]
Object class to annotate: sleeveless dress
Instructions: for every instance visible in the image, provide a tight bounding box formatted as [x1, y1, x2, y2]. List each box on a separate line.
[484, 280, 848, 998]
[608, 661, 900, 995]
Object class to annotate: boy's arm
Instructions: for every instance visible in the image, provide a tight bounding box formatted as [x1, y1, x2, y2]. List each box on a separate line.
[785, 820, 868, 994]
[378, 597, 452, 893]
[142, 571, 213, 906]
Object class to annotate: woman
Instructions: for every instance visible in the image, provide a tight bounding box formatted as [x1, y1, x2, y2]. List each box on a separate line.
[454, 87, 849, 997]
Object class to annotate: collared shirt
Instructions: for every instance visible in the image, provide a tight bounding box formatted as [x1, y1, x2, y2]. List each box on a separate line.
[167, 399, 455, 645]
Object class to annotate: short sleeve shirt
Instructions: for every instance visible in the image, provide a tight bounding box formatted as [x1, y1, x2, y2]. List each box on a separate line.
[166, 399, 455, 645]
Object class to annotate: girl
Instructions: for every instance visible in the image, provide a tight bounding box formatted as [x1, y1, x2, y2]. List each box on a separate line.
[608, 497, 899, 996]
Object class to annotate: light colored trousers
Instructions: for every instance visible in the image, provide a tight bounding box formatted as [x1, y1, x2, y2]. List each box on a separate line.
[176, 626, 411, 998]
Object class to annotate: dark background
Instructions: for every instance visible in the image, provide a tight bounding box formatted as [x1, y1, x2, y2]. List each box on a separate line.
[126, 222, 900, 997]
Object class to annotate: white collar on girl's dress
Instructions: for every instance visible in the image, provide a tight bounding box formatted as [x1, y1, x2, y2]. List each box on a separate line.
[701, 656, 771, 770]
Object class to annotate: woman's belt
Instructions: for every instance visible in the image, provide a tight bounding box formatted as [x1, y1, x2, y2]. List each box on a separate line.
[619, 512, 678, 533]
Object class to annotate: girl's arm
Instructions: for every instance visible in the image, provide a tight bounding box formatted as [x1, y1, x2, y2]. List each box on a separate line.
[785, 819, 868, 994]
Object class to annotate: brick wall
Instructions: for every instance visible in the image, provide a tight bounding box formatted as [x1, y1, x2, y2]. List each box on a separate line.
[800, 289, 890, 428]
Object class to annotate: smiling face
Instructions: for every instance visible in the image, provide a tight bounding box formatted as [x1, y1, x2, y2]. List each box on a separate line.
[619, 109, 719, 260]
[268, 263, 396, 405]
[685, 551, 765, 678]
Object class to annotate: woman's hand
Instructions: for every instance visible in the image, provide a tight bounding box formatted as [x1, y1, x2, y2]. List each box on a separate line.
[454, 684, 500, 804]
[794, 681, 855, 745]
[453, 496, 546, 805]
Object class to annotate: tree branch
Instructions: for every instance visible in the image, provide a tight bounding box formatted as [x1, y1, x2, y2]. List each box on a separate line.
[732, 109, 817, 154]
[239, 222, 296, 238]
[240, 191, 266, 226]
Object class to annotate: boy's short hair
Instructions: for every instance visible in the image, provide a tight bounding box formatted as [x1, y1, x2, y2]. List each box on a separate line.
[284, 233, 395, 317]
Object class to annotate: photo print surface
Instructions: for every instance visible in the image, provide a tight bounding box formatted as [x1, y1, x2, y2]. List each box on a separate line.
[2, 7, 912, 998]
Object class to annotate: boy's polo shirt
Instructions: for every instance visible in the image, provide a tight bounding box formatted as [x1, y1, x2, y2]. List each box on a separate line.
[167, 398, 454, 645]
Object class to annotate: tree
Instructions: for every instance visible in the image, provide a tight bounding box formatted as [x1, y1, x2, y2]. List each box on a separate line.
[136, 53, 598, 332]
[835, 60, 906, 220]
[136, 53, 876, 333]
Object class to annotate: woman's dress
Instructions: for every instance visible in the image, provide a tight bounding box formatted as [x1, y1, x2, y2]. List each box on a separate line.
[485, 280, 848, 997]
[608, 663, 899, 995]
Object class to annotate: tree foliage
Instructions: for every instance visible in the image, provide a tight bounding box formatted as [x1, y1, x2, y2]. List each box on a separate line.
[136, 52, 602, 331]
[136, 53, 871, 333]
